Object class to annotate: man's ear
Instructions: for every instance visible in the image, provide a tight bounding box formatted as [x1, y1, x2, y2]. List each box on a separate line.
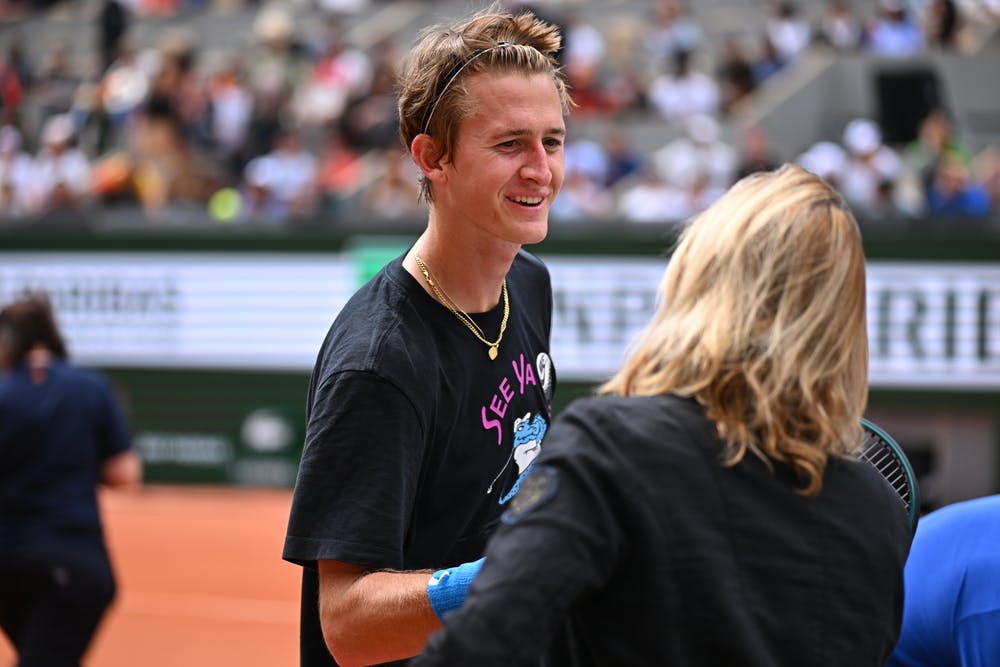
[411, 134, 446, 187]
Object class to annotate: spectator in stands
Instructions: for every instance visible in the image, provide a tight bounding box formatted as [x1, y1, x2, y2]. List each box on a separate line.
[562, 60, 615, 117]
[245, 6, 309, 160]
[903, 108, 973, 195]
[560, 12, 618, 117]
[241, 158, 287, 222]
[359, 147, 423, 220]
[716, 36, 757, 115]
[815, 0, 864, 51]
[98, 0, 129, 75]
[642, 0, 703, 72]
[292, 22, 373, 129]
[563, 130, 610, 189]
[616, 166, 688, 224]
[652, 113, 737, 200]
[922, 0, 961, 50]
[865, 0, 925, 58]
[925, 154, 992, 218]
[765, 1, 813, 63]
[550, 166, 614, 222]
[602, 127, 644, 189]
[241, 127, 317, 221]
[797, 140, 848, 190]
[600, 21, 648, 115]
[647, 49, 720, 124]
[153, 30, 208, 149]
[207, 56, 255, 182]
[127, 78, 215, 217]
[340, 36, 400, 150]
[28, 113, 92, 214]
[0, 44, 27, 127]
[0, 125, 33, 216]
[99, 39, 152, 138]
[69, 82, 113, 158]
[314, 128, 364, 215]
[735, 123, 781, 179]
[752, 33, 788, 85]
[28, 42, 80, 129]
[562, 10, 605, 82]
[886, 494, 1000, 667]
[839, 118, 904, 218]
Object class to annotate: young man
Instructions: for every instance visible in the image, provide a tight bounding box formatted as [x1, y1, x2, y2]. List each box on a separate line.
[282, 6, 571, 666]
[412, 165, 914, 666]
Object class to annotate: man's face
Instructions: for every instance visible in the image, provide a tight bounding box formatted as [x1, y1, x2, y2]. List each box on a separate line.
[436, 72, 565, 246]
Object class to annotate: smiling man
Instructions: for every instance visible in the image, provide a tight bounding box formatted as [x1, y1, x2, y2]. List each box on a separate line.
[281, 5, 572, 667]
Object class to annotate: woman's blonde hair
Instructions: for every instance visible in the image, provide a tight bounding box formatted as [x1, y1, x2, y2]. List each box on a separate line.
[601, 164, 868, 495]
[396, 3, 572, 202]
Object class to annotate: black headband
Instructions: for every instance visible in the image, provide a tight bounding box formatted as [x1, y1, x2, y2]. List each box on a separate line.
[421, 41, 513, 135]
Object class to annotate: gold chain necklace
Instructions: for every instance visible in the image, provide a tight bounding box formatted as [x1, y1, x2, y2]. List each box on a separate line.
[414, 253, 509, 360]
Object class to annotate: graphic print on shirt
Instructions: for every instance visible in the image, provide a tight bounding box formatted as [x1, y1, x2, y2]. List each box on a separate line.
[483, 352, 553, 501]
[498, 411, 548, 504]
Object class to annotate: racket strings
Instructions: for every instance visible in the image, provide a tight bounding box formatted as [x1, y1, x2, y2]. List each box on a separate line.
[860, 435, 912, 509]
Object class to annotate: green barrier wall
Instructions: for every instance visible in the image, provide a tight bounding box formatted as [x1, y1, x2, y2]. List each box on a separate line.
[2, 219, 999, 497]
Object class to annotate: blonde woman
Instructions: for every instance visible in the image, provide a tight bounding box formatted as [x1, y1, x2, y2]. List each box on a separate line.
[414, 164, 913, 666]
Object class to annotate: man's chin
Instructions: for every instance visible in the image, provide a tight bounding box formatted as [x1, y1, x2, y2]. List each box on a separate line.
[519, 219, 550, 245]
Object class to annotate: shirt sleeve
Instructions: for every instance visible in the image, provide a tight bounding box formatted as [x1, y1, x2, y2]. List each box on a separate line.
[413, 410, 625, 666]
[283, 369, 425, 570]
[96, 375, 132, 462]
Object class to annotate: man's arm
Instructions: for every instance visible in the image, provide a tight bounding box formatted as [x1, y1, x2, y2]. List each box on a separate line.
[318, 559, 441, 667]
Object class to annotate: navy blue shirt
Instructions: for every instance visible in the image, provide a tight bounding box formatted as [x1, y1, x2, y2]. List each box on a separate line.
[0, 360, 131, 558]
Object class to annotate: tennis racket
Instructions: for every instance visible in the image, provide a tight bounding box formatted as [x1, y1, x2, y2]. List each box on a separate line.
[859, 418, 920, 530]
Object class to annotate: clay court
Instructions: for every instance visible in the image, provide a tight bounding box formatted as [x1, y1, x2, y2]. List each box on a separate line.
[0, 484, 301, 667]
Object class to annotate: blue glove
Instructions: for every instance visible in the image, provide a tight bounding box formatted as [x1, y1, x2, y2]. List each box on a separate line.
[426, 557, 485, 620]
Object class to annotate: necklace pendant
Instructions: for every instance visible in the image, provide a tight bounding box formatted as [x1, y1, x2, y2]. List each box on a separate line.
[488, 345, 498, 360]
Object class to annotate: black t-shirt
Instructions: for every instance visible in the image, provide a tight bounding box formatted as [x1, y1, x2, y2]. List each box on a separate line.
[415, 394, 913, 667]
[283, 249, 556, 666]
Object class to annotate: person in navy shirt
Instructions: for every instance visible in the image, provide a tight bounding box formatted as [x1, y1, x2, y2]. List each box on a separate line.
[0, 292, 142, 666]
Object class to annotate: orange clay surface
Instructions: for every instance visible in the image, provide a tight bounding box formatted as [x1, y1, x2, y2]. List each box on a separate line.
[0, 484, 302, 667]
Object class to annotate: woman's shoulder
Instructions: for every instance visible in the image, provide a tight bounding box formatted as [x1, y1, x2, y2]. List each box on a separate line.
[552, 393, 709, 455]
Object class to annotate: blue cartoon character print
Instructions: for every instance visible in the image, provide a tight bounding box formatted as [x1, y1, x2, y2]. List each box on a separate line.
[498, 411, 547, 504]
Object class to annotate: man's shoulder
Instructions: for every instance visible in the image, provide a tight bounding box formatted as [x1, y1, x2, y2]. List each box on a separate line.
[514, 248, 550, 277]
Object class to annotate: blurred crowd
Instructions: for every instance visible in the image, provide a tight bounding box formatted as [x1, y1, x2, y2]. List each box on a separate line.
[0, 0, 998, 225]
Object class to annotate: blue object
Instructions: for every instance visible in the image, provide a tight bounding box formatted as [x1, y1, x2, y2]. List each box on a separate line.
[427, 557, 486, 620]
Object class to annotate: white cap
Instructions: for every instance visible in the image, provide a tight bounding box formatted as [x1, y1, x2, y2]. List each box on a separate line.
[798, 141, 848, 180]
[843, 118, 881, 155]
